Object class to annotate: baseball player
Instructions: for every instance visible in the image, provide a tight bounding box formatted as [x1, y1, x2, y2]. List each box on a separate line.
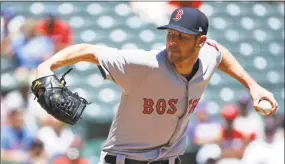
[33, 8, 278, 164]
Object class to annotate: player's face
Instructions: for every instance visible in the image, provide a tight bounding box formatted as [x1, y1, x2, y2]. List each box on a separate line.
[166, 29, 203, 64]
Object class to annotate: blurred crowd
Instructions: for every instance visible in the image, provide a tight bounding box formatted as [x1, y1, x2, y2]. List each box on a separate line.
[188, 92, 284, 164]
[1, 1, 284, 164]
[1, 6, 89, 164]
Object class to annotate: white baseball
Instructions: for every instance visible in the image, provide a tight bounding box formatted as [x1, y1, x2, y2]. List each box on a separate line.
[257, 100, 272, 115]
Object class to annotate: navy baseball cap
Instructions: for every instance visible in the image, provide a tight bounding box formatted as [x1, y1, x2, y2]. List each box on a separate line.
[157, 7, 208, 36]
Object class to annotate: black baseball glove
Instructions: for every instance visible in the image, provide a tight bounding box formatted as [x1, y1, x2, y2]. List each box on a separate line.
[31, 68, 90, 125]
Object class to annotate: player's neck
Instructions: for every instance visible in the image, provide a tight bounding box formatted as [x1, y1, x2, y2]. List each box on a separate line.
[175, 64, 194, 76]
[174, 57, 198, 76]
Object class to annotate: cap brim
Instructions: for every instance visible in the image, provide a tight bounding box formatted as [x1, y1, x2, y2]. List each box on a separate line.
[157, 24, 198, 35]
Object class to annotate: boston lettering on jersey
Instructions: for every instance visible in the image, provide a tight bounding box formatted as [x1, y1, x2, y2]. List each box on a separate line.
[187, 98, 200, 114]
[143, 98, 200, 115]
[143, 98, 178, 115]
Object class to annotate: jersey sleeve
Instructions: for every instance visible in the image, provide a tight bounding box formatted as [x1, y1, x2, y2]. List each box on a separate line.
[95, 45, 157, 94]
[205, 39, 223, 67]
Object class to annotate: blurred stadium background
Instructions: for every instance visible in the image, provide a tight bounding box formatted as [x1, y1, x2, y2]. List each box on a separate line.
[1, 1, 284, 164]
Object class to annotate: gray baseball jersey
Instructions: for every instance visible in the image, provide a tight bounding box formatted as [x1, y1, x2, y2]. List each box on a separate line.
[96, 39, 222, 163]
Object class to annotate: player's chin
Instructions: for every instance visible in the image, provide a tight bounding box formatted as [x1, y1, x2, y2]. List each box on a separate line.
[168, 52, 180, 60]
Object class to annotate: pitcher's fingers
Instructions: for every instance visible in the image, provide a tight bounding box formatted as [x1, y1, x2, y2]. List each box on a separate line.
[253, 98, 262, 112]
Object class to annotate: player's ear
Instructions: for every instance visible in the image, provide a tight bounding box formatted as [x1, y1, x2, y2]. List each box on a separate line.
[198, 35, 207, 47]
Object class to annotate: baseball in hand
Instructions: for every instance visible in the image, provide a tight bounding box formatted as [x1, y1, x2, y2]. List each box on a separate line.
[257, 100, 272, 116]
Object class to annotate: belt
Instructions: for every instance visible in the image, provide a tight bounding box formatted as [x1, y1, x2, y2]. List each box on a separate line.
[105, 155, 180, 164]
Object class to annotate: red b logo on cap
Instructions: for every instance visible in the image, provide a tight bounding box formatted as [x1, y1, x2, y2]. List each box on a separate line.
[173, 9, 183, 21]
